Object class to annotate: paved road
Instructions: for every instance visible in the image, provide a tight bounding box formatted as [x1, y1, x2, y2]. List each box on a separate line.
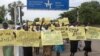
[33, 40, 100, 56]
[0, 40, 100, 56]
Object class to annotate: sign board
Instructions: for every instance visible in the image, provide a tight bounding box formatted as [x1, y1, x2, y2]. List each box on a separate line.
[0, 30, 15, 46]
[58, 17, 69, 25]
[41, 31, 63, 46]
[27, 0, 69, 10]
[86, 27, 100, 40]
[55, 26, 69, 39]
[15, 31, 41, 47]
[68, 27, 86, 40]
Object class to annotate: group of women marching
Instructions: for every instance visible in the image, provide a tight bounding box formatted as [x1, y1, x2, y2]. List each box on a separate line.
[0, 21, 92, 56]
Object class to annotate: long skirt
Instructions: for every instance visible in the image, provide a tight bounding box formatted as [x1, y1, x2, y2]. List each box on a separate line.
[70, 41, 78, 53]
[23, 47, 33, 56]
[83, 41, 92, 52]
[53, 45, 64, 53]
[3, 46, 14, 56]
[34, 47, 40, 55]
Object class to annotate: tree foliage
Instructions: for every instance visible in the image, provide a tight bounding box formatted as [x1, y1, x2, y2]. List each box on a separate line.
[8, 1, 24, 23]
[34, 18, 40, 22]
[60, 9, 77, 23]
[0, 5, 6, 23]
[60, 1, 100, 25]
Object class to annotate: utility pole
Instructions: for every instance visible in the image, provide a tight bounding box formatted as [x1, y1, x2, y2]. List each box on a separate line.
[69, 7, 79, 22]
[14, 7, 17, 29]
[17, 1, 23, 27]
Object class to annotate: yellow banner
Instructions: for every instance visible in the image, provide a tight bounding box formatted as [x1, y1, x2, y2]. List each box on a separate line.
[28, 21, 33, 25]
[68, 27, 86, 40]
[86, 27, 100, 40]
[15, 31, 41, 47]
[49, 24, 55, 30]
[62, 17, 69, 24]
[0, 29, 15, 46]
[39, 18, 51, 24]
[58, 17, 69, 25]
[55, 26, 69, 39]
[1, 26, 100, 46]
[41, 31, 63, 46]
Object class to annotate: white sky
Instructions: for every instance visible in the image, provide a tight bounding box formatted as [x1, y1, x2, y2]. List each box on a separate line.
[0, 0, 99, 20]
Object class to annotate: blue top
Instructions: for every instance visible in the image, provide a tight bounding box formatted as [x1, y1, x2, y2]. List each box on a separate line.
[53, 45, 64, 52]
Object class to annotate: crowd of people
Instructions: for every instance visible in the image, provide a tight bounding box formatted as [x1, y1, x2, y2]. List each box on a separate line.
[0, 20, 92, 56]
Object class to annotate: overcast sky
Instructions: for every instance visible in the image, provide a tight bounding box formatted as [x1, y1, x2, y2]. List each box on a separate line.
[0, 0, 99, 20]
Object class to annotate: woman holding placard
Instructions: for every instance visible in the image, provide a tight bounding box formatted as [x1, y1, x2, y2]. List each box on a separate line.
[2, 22, 14, 56]
[70, 22, 79, 56]
[53, 23, 64, 56]
[23, 23, 33, 56]
[84, 23, 92, 56]
[33, 24, 40, 55]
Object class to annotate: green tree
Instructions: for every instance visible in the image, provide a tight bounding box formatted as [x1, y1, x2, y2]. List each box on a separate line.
[17, 1, 24, 25]
[0, 5, 6, 23]
[79, 1, 100, 24]
[0, 17, 3, 23]
[34, 18, 40, 22]
[8, 2, 16, 22]
[60, 9, 77, 23]
[60, 1, 100, 25]
[8, 1, 24, 24]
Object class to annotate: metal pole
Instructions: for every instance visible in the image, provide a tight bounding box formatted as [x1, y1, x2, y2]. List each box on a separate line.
[14, 5, 20, 56]
[14, 6, 24, 56]
[18, 6, 21, 26]
[69, 7, 79, 22]
[14, 6, 17, 29]
[18, 5, 23, 27]
[77, 8, 79, 22]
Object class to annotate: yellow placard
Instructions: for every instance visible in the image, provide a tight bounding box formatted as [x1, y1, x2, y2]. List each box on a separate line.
[61, 31, 69, 39]
[62, 17, 69, 25]
[28, 21, 33, 25]
[58, 17, 69, 25]
[86, 27, 100, 40]
[41, 31, 63, 46]
[49, 24, 55, 30]
[44, 19, 51, 24]
[39, 18, 51, 24]
[68, 27, 86, 40]
[55, 26, 69, 39]
[58, 19, 62, 23]
[0, 29, 15, 46]
[36, 22, 41, 25]
[15, 31, 41, 47]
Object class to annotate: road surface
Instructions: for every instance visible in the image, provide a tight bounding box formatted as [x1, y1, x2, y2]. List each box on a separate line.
[0, 40, 100, 56]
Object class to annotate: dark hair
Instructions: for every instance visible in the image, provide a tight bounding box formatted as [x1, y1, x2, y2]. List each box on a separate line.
[2, 22, 9, 29]
[23, 25, 29, 31]
[17, 27, 21, 30]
